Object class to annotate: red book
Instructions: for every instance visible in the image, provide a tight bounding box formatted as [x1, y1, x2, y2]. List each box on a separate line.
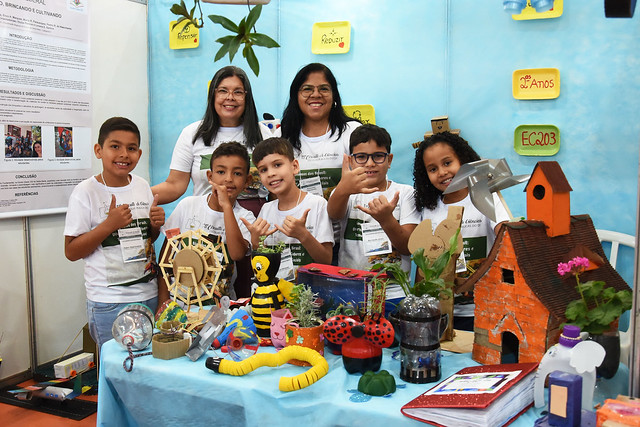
[401, 362, 539, 427]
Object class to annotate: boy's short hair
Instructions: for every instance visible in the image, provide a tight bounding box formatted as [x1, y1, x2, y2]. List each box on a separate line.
[252, 137, 295, 166]
[349, 124, 392, 153]
[98, 117, 140, 147]
[210, 141, 251, 173]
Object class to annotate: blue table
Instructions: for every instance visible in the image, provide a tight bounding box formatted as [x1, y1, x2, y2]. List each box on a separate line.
[97, 340, 628, 426]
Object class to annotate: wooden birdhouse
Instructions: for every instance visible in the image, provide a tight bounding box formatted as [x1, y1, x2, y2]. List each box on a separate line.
[524, 161, 572, 237]
[460, 161, 631, 366]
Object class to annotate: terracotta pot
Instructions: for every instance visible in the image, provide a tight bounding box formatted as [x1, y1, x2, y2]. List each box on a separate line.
[285, 323, 324, 366]
[589, 330, 620, 379]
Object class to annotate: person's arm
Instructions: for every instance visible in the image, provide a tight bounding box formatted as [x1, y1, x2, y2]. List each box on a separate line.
[327, 155, 378, 220]
[356, 191, 416, 255]
[65, 195, 132, 261]
[274, 208, 332, 264]
[150, 169, 191, 204]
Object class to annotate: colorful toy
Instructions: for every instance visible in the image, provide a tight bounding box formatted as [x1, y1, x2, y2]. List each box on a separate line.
[323, 314, 394, 374]
[212, 308, 256, 349]
[224, 326, 260, 361]
[270, 308, 293, 350]
[205, 345, 329, 392]
[250, 252, 293, 338]
[357, 370, 397, 396]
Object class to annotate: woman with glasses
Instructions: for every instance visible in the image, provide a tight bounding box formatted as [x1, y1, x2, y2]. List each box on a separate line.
[279, 63, 361, 200]
[152, 66, 265, 215]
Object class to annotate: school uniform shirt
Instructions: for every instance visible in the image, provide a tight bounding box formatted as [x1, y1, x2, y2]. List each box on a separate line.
[421, 193, 509, 317]
[337, 181, 420, 299]
[64, 175, 158, 303]
[258, 193, 334, 281]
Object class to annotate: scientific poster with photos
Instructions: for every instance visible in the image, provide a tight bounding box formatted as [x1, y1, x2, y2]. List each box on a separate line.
[0, 0, 91, 218]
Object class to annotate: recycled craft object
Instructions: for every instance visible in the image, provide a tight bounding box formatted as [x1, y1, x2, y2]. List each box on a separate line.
[159, 229, 227, 311]
[250, 252, 293, 338]
[323, 314, 394, 374]
[443, 158, 529, 221]
[205, 345, 329, 392]
[112, 303, 155, 372]
[358, 370, 397, 396]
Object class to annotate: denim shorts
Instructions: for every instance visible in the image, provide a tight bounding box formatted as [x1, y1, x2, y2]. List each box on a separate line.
[86, 297, 158, 349]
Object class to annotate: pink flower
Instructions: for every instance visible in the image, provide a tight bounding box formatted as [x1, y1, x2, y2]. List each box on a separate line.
[557, 256, 590, 277]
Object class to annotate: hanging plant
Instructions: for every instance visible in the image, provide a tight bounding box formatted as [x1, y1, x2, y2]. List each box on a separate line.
[170, 2, 279, 76]
[208, 5, 279, 76]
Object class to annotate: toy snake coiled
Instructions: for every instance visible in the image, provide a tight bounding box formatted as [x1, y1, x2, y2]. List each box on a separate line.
[205, 346, 329, 392]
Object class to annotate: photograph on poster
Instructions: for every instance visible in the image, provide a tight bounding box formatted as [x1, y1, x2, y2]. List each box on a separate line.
[4, 124, 42, 159]
[55, 126, 73, 158]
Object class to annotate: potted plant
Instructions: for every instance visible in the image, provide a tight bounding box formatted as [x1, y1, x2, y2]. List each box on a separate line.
[249, 236, 290, 338]
[284, 283, 324, 366]
[170, 2, 279, 76]
[558, 256, 632, 378]
[373, 229, 459, 384]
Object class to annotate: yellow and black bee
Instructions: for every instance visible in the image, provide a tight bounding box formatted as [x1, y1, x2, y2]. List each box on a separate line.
[250, 253, 293, 338]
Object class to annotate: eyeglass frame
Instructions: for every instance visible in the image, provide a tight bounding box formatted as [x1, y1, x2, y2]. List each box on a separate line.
[215, 87, 247, 100]
[351, 152, 390, 165]
[298, 84, 333, 99]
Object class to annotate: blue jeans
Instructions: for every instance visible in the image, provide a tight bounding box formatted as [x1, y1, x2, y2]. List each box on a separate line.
[86, 297, 158, 349]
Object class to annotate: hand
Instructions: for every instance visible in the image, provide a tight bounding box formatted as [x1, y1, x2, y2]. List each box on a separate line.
[356, 191, 400, 223]
[149, 194, 165, 228]
[211, 183, 232, 210]
[240, 217, 277, 246]
[105, 194, 132, 231]
[338, 154, 378, 195]
[275, 209, 310, 240]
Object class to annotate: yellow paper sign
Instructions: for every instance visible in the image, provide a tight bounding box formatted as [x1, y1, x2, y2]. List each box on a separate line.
[311, 21, 351, 54]
[512, 68, 560, 100]
[169, 20, 200, 50]
[343, 105, 375, 125]
[512, 0, 563, 20]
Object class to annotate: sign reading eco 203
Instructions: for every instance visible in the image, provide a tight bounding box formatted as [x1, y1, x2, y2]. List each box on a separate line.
[514, 124, 560, 156]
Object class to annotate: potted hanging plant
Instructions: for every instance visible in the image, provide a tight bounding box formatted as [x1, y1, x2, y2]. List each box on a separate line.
[285, 283, 324, 366]
[558, 256, 632, 378]
[250, 236, 291, 338]
[372, 229, 459, 384]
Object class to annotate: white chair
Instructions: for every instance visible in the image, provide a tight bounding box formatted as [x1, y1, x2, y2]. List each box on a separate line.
[596, 229, 635, 366]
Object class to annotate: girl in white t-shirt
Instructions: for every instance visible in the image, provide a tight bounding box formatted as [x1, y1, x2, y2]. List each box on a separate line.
[413, 132, 509, 331]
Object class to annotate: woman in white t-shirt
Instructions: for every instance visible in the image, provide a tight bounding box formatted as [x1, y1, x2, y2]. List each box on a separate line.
[152, 66, 265, 216]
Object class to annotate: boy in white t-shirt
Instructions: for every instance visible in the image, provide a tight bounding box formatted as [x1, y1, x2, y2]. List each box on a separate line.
[241, 138, 333, 281]
[328, 124, 420, 300]
[64, 117, 165, 347]
[161, 142, 255, 300]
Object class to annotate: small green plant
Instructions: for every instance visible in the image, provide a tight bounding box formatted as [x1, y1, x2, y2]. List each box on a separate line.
[325, 302, 359, 319]
[254, 235, 286, 254]
[373, 228, 459, 299]
[286, 284, 321, 328]
[170, 0, 204, 31]
[559, 256, 632, 335]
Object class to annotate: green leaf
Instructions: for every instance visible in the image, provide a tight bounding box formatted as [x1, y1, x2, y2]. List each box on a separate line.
[245, 45, 259, 76]
[227, 35, 242, 62]
[237, 18, 247, 36]
[170, 3, 188, 16]
[208, 14, 239, 33]
[246, 5, 262, 31]
[171, 17, 187, 30]
[565, 299, 587, 322]
[248, 33, 280, 48]
[214, 37, 234, 61]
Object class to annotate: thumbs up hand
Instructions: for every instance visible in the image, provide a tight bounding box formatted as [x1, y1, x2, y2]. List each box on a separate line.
[105, 194, 132, 231]
[275, 208, 310, 240]
[149, 194, 165, 229]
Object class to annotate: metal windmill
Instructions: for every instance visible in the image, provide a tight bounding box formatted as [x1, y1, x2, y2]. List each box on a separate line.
[443, 158, 530, 221]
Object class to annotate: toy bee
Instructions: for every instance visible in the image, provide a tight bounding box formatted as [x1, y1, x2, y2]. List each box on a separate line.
[250, 252, 293, 338]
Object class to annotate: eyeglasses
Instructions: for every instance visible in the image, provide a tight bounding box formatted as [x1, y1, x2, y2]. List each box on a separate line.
[352, 152, 389, 164]
[215, 88, 247, 100]
[299, 84, 332, 99]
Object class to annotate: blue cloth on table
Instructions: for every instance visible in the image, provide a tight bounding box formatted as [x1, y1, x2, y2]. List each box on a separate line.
[97, 339, 628, 427]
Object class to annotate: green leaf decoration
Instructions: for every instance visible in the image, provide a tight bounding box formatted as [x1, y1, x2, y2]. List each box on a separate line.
[245, 4, 262, 31]
[214, 36, 235, 62]
[208, 14, 239, 33]
[227, 36, 242, 62]
[170, 2, 188, 16]
[244, 45, 259, 76]
[249, 33, 280, 48]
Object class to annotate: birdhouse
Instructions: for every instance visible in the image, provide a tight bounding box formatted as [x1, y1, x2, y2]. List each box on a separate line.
[524, 161, 572, 237]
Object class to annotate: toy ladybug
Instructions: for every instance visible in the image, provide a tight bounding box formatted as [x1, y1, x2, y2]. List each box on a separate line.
[323, 314, 395, 374]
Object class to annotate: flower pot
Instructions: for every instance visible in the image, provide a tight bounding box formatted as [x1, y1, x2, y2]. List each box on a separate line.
[270, 308, 292, 350]
[285, 323, 324, 366]
[395, 295, 448, 383]
[589, 330, 620, 379]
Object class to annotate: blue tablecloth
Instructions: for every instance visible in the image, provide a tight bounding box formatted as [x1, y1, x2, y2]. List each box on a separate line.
[97, 339, 628, 426]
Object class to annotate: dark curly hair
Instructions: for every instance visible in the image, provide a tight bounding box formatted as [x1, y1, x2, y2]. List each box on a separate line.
[413, 131, 480, 211]
[280, 63, 358, 151]
[210, 141, 250, 173]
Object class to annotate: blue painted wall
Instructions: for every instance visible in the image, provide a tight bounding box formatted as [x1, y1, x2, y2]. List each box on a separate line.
[148, 0, 639, 293]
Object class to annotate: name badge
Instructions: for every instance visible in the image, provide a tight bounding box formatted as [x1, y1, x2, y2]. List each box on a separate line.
[118, 227, 146, 263]
[361, 222, 392, 256]
[277, 247, 295, 282]
[299, 175, 323, 197]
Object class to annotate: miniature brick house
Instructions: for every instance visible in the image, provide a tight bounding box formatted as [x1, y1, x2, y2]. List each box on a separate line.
[461, 161, 631, 365]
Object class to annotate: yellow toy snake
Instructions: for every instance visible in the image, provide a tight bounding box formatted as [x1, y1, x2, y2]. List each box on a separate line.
[205, 346, 329, 392]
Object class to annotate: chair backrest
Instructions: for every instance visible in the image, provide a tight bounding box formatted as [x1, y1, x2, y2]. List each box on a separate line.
[596, 229, 636, 270]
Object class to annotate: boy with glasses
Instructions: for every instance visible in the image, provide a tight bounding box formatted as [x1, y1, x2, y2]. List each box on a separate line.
[328, 125, 420, 300]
